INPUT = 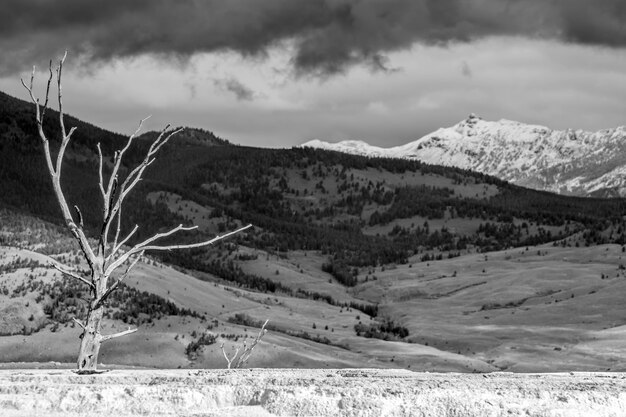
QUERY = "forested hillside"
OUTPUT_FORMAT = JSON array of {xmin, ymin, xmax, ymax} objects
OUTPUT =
[{"xmin": 2, "ymin": 90, "xmax": 626, "ymax": 293}]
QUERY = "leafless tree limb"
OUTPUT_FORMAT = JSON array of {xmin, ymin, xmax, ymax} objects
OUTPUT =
[
  {"xmin": 221, "ymin": 343, "xmax": 240, "ymax": 370},
  {"xmin": 96, "ymin": 251, "xmax": 143, "ymax": 309},
  {"xmin": 99, "ymin": 123, "xmax": 182, "ymax": 258},
  {"xmin": 101, "ymin": 116, "xmax": 149, "ymax": 218},
  {"xmin": 234, "ymin": 319, "xmax": 269, "ymax": 368},
  {"xmin": 137, "ymin": 223, "xmax": 253, "ymax": 252},
  {"xmin": 100, "ymin": 327, "xmax": 137, "ymax": 342},
  {"xmin": 106, "ymin": 224, "xmax": 252, "ymax": 276},
  {"xmin": 109, "ymin": 203, "xmax": 124, "ymax": 260},
  {"xmin": 21, "ymin": 52, "xmax": 97, "ymax": 274},
  {"xmin": 50, "ymin": 261, "xmax": 95, "ymax": 290},
  {"xmin": 72, "ymin": 317, "xmax": 86, "ymax": 330},
  {"xmin": 107, "ymin": 224, "xmax": 138, "ymax": 262},
  {"xmin": 74, "ymin": 205, "xmax": 83, "ymax": 228},
  {"xmin": 56, "ymin": 51, "xmax": 68, "ymax": 138},
  {"xmin": 97, "ymin": 143, "xmax": 106, "ymax": 200},
  {"xmin": 221, "ymin": 319, "xmax": 268, "ymax": 369}
]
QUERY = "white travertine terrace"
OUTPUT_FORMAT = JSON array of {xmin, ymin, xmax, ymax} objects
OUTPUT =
[{"xmin": 1, "ymin": 369, "xmax": 625, "ymax": 416}]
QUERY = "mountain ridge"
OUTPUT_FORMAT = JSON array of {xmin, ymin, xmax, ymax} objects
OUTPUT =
[{"xmin": 301, "ymin": 114, "xmax": 626, "ymax": 197}]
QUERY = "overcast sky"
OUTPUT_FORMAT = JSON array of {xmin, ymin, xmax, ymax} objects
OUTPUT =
[{"xmin": 1, "ymin": 0, "xmax": 625, "ymax": 148}]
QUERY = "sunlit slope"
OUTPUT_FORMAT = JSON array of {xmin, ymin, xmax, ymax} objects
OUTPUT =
[
  {"xmin": 0, "ymin": 244, "xmax": 493, "ymax": 371},
  {"xmin": 359, "ymin": 244, "xmax": 626, "ymax": 371}
]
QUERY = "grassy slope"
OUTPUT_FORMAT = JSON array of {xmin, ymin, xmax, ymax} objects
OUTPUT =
[
  {"xmin": 0, "ymin": 245, "xmax": 490, "ymax": 371},
  {"xmin": 3, "ymin": 240, "xmax": 626, "ymax": 371},
  {"xmin": 2, "ymin": 205, "xmax": 626, "ymax": 372},
  {"xmin": 363, "ymin": 244, "xmax": 626, "ymax": 371}
]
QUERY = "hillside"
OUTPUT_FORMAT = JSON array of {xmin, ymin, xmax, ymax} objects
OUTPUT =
[
  {"xmin": 302, "ymin": 114, "xmax": 626, "ymax": 197},
  {"xmin": 2, "ymin": 89, "xmax": 626, "ymax": 371}
]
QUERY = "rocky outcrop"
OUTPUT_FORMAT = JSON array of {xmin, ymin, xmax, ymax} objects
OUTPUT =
[{"xmin": 1, "ymin": 369, "xmax": 625, "ymax": 416}]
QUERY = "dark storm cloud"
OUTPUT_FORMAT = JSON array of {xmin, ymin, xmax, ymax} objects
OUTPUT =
[
  {"xmin": 2, "ymin": 0, "xmax": 625, "ymax": 76},
  {"xmin": 558, "ymin": 0, "xmax": 626, "ymax": 46}
]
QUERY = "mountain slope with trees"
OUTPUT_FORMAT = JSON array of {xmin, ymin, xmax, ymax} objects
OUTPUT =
[{"xmin": 2, "ymin": 89, "xmax": 626, "ymax": 286}]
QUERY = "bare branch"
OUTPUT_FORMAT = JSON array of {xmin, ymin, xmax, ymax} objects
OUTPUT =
[
  {"xmin": 96, "ymin": 251, "xmax": 143, "ymax": 309},
  {"xmin": 234, "ymin": 319, "xmax": 269, "ymax": 368},
  {"xmin": 55, "ymin": 125, "xmax": 76, "ymax": 177},
  {"xmin": 136, "ymin": 223, "xmax": 252, "ymax": 252},
  {"xmin": 100, "ymin": 327, "xmax": 137, "ymax": 342},
  {"xmin": 221, "ymin": 320, "xmax": 268, "ymax": 369},
  {"xmin": 106, "ymin": 224, "xmax": 252, "ymax": 277},
  {"xmin": 151, "ymin": 126, "xmax": 181, "ymax": 155},
  {"xmin": 50, "ymin": 261, "xmax": 95, "ymax": 290},
  {"xmin": 105, "ymin": 116, "xmax": 150, "ymax": 200},
  {"xmin": 131, "ymin": 223, "xmax": 197, "ymax": 248},
  {"xmin": 57, "ymin": 50, "xmax": 68, "ymax": 138},
  {"xmin": 22, "ymin": 52, "xmax": 97, "ymax": 270},
  {"xmin": 72, "ymin": 317, "xmax": 85, "ymax": 330},
  {"xmin": 105, "ymin": 223, "xmax": 195, "ymax": 274},
  {"xmin": 124, "ymin": 126, "xmax": 181, "ymax": 191},
  {"xmin": 107, "ymin": 177, "xmax": 118, "ymax": 220},
  {"xmin": 115, "ymin": 127, "xmax": 183, "ymax": 207},
  {"xmin": 221, "ymin": 343, "xmax": 240, "ymax": 370},
  {"xmin": 97, "ymin": 143, "xmax": 105, "ymax": 200},
  {"xmin": 109, "ymin": 205, "xmax": 125, "ymax": 260},
  {"xmin": 74, "ymin": 205, "xmax": 83, "ymax": 228},
  {"xmin": 100, "ymin": 122, "xmax": 180, "ymax": 254},
  {"xmin": 108, "ymin": 224, "xmax": 139, "ymax": 262},
  {"xmin": 20, "ymin": 67, "xmax": 37, "ymax": 109},
  {"xmin": 24, "ymin": 66, "xmax": 34, "ymax": 93},
  {"xmin": 21, "ymin": 64, "xmax": 55, "ymax": 174},
  {"xmin": 100, "ymin": 176, "xmax": 119, "ymax": 252},
  {"xmin": 40, "ymin": 61, "xmax": 53, "ymax": 122}
]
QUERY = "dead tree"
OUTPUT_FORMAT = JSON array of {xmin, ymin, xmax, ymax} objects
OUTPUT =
[
  {"xmin": 22, "ymin": 52, "xmax": 251, "ymax": 373},
  {"xmin": 221, "ymin": 319, "xmax": 269, "ymax": 369}
]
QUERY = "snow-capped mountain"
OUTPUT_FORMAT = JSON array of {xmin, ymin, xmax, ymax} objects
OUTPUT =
[{"xmin": 301, "ymin": 114, "xmax": 626, "ymax": 197}]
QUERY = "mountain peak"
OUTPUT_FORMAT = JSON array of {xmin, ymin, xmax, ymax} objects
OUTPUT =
[
  {"xmin": 453, "ymin": 113, "xmax": 484, "ymax": 135},
  {"xmin": 302, "ymin": 117, "xmax": 626, "ymax": 197}
]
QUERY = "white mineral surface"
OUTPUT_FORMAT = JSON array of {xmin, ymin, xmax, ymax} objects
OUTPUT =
[{"xmin": 1, "ymin": 369, "xmax": 626, "ymax": 416}]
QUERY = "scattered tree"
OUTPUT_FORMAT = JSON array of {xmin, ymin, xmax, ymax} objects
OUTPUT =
[{"xmin": 21, "ymin": 52, "xmax": 251, "ymax": 373}]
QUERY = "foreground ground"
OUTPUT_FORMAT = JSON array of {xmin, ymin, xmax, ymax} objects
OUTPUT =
[{"xmin": 1, "ymin": 369, "xmax": 625, "ymax": 416}]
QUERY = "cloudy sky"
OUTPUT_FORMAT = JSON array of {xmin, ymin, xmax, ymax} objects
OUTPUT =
[{"xmin": 1, "ymin": 0, "xmax": 625, "ymax": 147}]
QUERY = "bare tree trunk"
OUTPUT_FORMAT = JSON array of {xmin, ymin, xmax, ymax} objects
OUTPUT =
[
  {"xmin": 76, "ymin": 304, "xmax": 104, "ymax": 372},
  {"xmin": 76, "ymin": 269, "xmax": 105, "ymax": 372}
]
